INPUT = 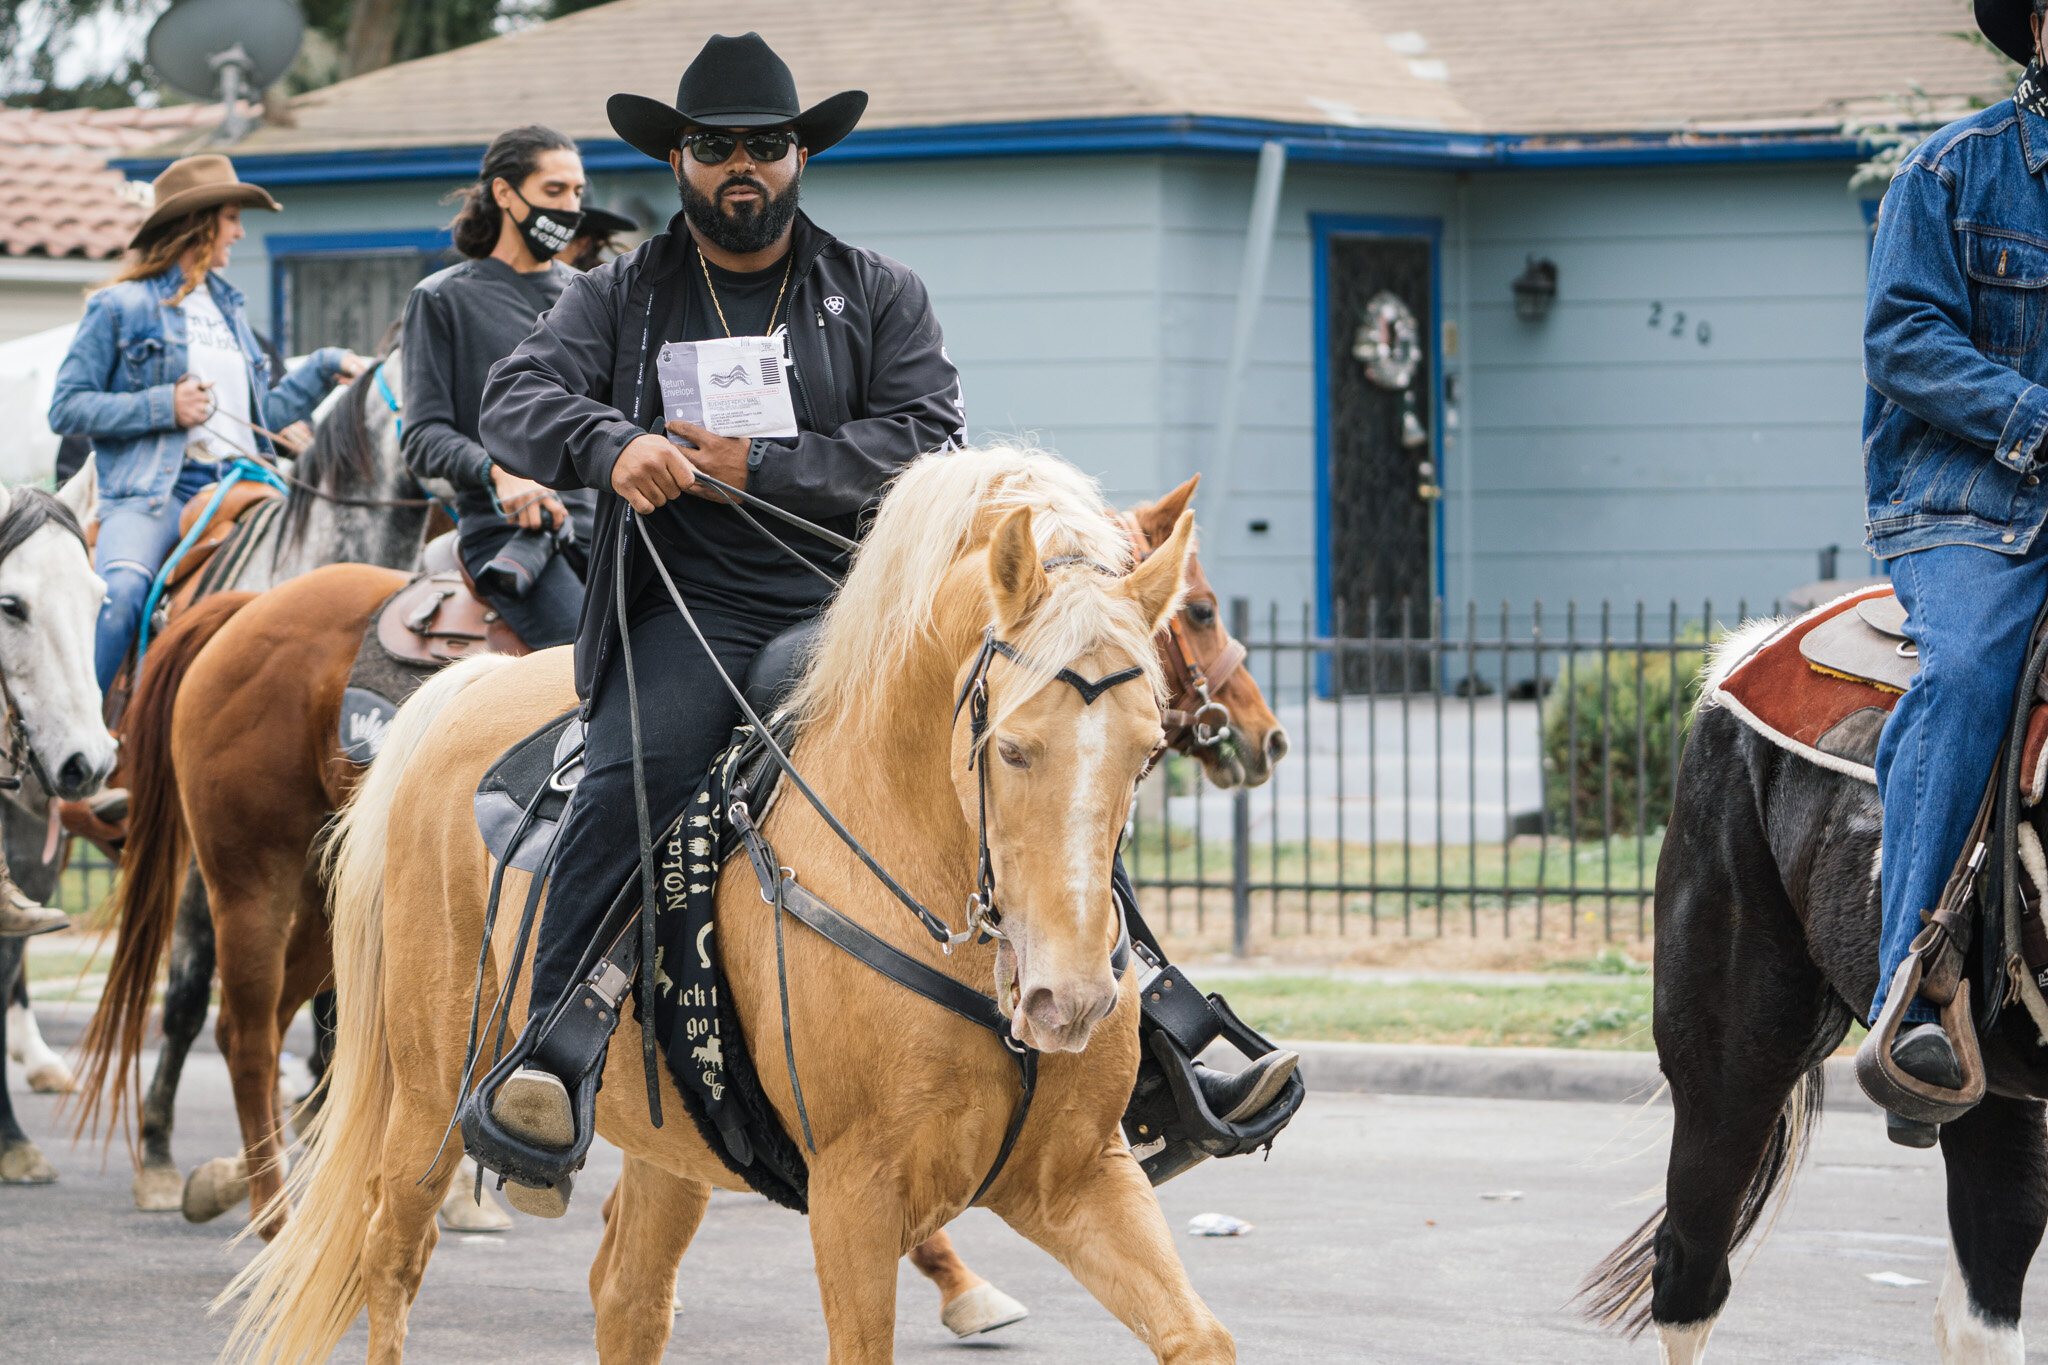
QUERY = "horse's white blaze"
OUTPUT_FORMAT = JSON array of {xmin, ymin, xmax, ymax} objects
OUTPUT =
[
  {"xmin": 1936, "ymin": 1247, "xmax": 2025, "ymax": 1364},
  {"xmin": 1063, "ymin": 701, "xmax": 1111, "ymax": 909},
  {"xmin": 0, "ymin": 521, "xmax": 113, "ymax": 797},
  {"xmin": 1656, "ymin": 1318, "xmax": 1714, "ymax": 1364}
]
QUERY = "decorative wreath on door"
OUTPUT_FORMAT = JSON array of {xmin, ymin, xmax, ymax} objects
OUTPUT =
[{"xmin": 1352, "ymin": 291, "xmax": 1420, "ymax": 391}]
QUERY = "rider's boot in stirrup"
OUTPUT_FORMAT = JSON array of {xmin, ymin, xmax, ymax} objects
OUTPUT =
[
  {"xmin": 1192, "ymin": 1051, "xmax": 1299, "ymax": 1123},
  {"xmin": 1884, "ymin": 1021, "xmax": 1962, "ymax": 1149},
  {"xmin": 0, "ymin": 865, "xmax": 66, "ymax": 937},
  {"xmin": 465, "ymin": 959, "xmax": 629, "ymax": 1218}
]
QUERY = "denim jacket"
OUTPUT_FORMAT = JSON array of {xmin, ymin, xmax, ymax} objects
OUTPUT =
[
  {"xmin": 47, "ymin": 267, "xmax": 344, "ymax": 512},
  {"xmin": 1864, "ymin": 97, "xmax": 2048, "ymax": 559}
]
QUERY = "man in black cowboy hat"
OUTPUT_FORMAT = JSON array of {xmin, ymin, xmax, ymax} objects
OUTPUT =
[
  {"xmin": 476, "ymin": 32, "xmax": 965, "ymax": 1215},
  {"xmin": 1857, "ymin": 0, "xmax": 2048, "ymax": 1144},
  {"xmin": 477, "ymin": 33, "xmax": 1295, "ymax": 1217}
]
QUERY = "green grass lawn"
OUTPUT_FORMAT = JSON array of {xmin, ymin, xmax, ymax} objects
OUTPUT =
[{"xmin": 1212, "ymin": 973, "xmax": 1657, "ymax": 1050}]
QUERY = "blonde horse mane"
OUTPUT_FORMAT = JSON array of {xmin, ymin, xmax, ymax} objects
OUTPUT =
[{"xmin": 788, "ymin": 445, "xmax": 1170, "ymax": 742}]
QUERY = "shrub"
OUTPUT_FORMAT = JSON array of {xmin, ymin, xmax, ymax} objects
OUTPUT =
[{"xmin": 1541, "ymin": 644, "xmax": 1708, "ymax": 840}]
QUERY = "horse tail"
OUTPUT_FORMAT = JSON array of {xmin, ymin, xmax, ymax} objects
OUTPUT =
[
  {"xmin": 220, "ymin": 652, "xmax": 514, "ymax": 1365},
  {"xmin": 1575, "ymin": 1066, "xmax": 1826, "ymax": 1336},
  {"xmin": 71, "ymin": 590, "xmax": 257, "ymax": 1146}
]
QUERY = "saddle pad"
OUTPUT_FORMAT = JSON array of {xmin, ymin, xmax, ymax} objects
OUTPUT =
[
  {"xmin": 473, "ymin": 708, "xmax": 583, "ymax": 872},
  {"xmin": 1715, "ymin": 586, "xmax": 2048, "ymax": 803},
  {"xmin": 165, "ymin": 481, "xmax": 282, "ymax": 593},
  {"xmin": 338, "ymin": 585, "xmax": 453, "ymax": 766}
]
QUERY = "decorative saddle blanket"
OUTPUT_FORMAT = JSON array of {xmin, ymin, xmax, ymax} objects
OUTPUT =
[
  {"xmin": 475, "ymin": 708, "xmax": 810, "ymax": 1210},
  {"xmin": 1710, "ymin": 585, "xmax": 2048, "ymax": 801}
]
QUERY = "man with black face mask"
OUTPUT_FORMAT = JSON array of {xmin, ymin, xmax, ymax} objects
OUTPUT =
[{"xmin": 475, "ymin": 32, "xmax": 966, "ymax": 1215}]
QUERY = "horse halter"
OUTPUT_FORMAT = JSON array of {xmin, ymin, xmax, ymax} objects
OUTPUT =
[
  {"xmin": 951, "ymin": 558, "xmax": 1149, "ymax": 944},
  {"xmin": 1121, "ymin": 513, "xmax": 1245, "ymax": 753}
]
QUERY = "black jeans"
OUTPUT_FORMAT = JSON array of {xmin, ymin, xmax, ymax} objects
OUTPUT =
[
  {"xmin": 527, "ymin": 605, "xmax": 789, "ymax": 1019},
  {"xmin": 459, "ymin": 519, "xmax": 586, "ymax": 651}
]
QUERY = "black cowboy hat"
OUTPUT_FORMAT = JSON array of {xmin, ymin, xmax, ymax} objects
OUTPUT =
[
  {"xmin": 1978, "ymin": 0, "xmax": 2038, "ymax": 68},
  {"xmin": 607, "ymin": 32, "xmax": 867, "ymax": 164},
  {"xmin": 572, "ymin": 206, "xmax": 640, "ymax": 240}
]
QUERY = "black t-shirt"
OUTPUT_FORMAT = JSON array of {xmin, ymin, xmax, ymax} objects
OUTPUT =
[{"xmin": 635, "ymin": 248, "xmax": 816, "ymax": 624}]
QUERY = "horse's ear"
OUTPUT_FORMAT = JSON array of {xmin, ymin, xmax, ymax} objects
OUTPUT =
[
  {"xmin": 1123, "ymin": 509, "xmax": 1193, "ymax": 632},
  {"xmin": 55, "ymin": 456, "xmax": 94, "ymax": 524},
  {"xmin": 1140, "ymin": 475, "xmax": 1200, "ymax": 542},
  {"xmin": 988, "ymin": 505, "xmax": 1047, "ymax": 630}
]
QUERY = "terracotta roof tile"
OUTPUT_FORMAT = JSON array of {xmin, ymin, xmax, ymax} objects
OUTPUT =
[
  {"xmin": 193, "ymin": 0, "xmax": 2012, "ymax": 159},
  {"xmin": 0, "ymin": 103, "xmax": 227, "ymax": 258}
]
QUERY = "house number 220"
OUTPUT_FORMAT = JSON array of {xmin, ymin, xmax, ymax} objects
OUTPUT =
[{"xmin": 1647, "ymin": 302, "xmax": 1711, "ymax": 345}]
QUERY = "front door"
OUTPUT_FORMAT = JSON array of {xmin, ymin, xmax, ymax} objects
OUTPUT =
[{"xmin": 1324, "ymin": 229, "xmax": 1437, "ymax": 693}]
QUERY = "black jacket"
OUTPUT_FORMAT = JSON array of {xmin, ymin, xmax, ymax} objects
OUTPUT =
[{"xmin": 481, "ymin": 211, "xmax": 965, "ymax": 700}]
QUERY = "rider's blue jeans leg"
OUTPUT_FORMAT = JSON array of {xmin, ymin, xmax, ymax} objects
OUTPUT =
[
  {"xmin": 89, "ymin": 461, "xmax": 224, "ymax": 693},
  {"xmin": 1872, "ymin": 537, "xmax": 2048, "ymax": 1026}
]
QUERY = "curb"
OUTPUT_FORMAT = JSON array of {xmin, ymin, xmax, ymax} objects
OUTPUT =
[{"xmin": 1231, "ymin": 1040, "xmax": 1876, "ymax": 1112}]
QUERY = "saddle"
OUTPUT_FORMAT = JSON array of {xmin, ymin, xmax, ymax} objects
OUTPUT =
[
  {"xmin": 1712, "ymin": 585, "xmax": 2048, "ymax": 800},
  {"xmin": 339, "ymin": 534, "xmax": 532, "ymax": 766}
]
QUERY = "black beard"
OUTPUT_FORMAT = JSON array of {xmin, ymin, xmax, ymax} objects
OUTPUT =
[{"xmin": 679, "ymin": 169, "xmax": 801, "ymax": 256}]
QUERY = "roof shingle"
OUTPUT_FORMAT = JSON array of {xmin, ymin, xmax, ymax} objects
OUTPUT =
[
  {"xmin": 0, "ymin": 104, "xmax": 227, "ymax": 258},
  {"xmin": 191, "ymin": 0, "xmax": 2014, "ymax": 160}
]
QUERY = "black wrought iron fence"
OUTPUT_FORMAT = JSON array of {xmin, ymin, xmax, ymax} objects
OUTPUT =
[{"xmin": 1124, "ymin": 596, "xmax": 1785, "ymax": 951}]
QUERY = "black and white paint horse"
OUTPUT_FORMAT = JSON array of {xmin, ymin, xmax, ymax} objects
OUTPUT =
[
  {"xmin": 0, "ymin": 479, "xmax": 118, "ymax": 1184},
  {"xmin": 1581, "ymin": 616, "xmax": 2048, "ymax": 1363}
]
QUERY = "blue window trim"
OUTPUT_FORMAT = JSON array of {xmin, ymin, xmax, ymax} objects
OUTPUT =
[
  {"xmin": 267, "ymin": 228, "xmax": 451, "ymax": 355},
  {"xmin": 114, "ymin": 115, "xmax": 1870, "ymax": 186},
  {"xmin": 1311, "ymin": 214, "xmax": 1446, "ymax": 656}
]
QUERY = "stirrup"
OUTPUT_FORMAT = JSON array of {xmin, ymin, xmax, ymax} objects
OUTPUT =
[{"xmin": 1855, "ymin": 940, "xmax": 1986, "ymax": 1126}]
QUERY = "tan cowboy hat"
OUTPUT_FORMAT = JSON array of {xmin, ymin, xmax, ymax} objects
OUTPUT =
[{"xmin": 128, "ymin": 154, "xmax": 282, "ymax": 250}]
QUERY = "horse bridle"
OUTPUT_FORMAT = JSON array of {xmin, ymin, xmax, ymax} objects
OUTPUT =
[
  {"xmin": 950, "ymin": 570, "xmax": 1148, "ymax": 944},
  {"xmin": 1121, "ymin": 513, "xmax": 1245, "ymax": 753}
]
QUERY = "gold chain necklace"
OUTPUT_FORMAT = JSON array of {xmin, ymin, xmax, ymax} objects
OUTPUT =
[{"xmin": 699, "ymin": 245, "xmax": 794, "ymax": 337}]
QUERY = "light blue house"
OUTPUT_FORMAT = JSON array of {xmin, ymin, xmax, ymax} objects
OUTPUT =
[{"xmin": 117, "ymin": 0, "xmax": 2011, "ymax": 647}]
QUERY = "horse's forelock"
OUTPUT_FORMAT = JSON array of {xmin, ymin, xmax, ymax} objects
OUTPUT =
[
  {"xmin": 790, "ymin": 446, "xmax": 1146, "ymax": 737},
  {"xmin": 0, "ymin": 486, "xmax": 86, "ymax": 566}
]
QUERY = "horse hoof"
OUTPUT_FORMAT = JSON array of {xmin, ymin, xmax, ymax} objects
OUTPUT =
[
  {"xmin": 25, "ymin": 1062, "xmax": 77, "ymax": 1094},
  {"xmin": 182, "ymin": 1155, "xmax": 250, "ymax": 1223},
  {"xmin": 941, "ymin": 1282, "xmax": 1029, "ymax": 1337},
  {"xmin": 133, "ymin": 1164, "xmax": 183, "ymax": 1211},
  {"xmin": 438, "ymin": 1166, "xmax": 513, "ymax": 1232},
  {"xmin": 0, "ymin": 1140, "xmax": 56, "ymax": 1184}
]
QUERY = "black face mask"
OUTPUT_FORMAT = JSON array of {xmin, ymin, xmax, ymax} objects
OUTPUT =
[
  {"xmin": 2020, "ymin": 60, "xmax": 2048, "ymax": 118},
  {"xmin": 677, "ymin": 167, "xmax": 801, "ymax": 256},
  {"xmin": 508, "ymin": 186, "xmax": 583, "ymax": 261}
]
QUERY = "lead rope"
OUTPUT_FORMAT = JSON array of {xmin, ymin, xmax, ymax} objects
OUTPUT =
[{"xmin": 615, "ymin": 512, "xmax": 664, "ymax": 1127}]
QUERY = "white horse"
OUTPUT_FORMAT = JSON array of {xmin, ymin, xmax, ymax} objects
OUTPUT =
[{"xmin": 0, "ymin": 471, "xmax": 117, "ymax": 1183}]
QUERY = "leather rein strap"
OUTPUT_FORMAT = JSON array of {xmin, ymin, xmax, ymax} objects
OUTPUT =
[{"xmin": 1121, "ymin": 513, "xmax": 1243, "ymax": 751}]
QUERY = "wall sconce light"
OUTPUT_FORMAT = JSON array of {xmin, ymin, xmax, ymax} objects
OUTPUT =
[{"xmin": 1512, "ymin": 255, "xmax": 1558, "ymax": 322}]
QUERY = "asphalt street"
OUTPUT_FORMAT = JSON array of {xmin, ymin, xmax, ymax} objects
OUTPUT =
[{"xmin": 0, "ymin": 1016, "xmax": 2021, "ymax": 1363}]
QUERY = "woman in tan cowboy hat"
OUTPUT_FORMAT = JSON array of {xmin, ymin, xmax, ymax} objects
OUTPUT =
[{"xmin": 47, "ymin": 153, "xmax": 369, "ymax": 696}]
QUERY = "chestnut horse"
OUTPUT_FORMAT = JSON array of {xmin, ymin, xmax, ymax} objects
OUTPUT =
[
  {"xmin": 224, "ymin": 447, "xmax": 1236, "ymax": 1364},
  {"xmin": 77, "ymin": 467, "xmax": 1282, "ymax": 1339}
]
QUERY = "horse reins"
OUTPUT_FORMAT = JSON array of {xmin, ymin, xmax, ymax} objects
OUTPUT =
[
  {"xmin": 191, "ymin": 363, "xmax": 437, "ymax": 511},
  {"xmin": 1122, "ymin": 512, "xmax": 1243, "ymax": 753}
]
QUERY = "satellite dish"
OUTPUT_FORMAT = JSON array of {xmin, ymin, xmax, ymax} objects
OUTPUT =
[{"xmin": 146, "ymin": 0, "xmax": 305, "ymax": 142}]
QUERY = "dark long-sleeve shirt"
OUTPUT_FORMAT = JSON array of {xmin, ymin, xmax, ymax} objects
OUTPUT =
[
  {"xmin": 480, "ymin": 211, "xmax": 966, "ymax": 699},
  {"xmin": 401, "ymin": 256, "xmax": 595, "ymax": 537}
]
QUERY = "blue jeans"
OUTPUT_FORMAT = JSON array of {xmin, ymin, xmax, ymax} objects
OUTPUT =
[
  {"xmin": 92, "ymin": 458, "xmax": 224, "ymax": 692},
  {"xmin": 1873, "ymin": 537, "xmax": 2048, "ymax": 1025}
]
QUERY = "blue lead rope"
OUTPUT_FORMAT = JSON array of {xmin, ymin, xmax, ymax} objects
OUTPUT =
[{"xmin": 132, "ymin": 455, "xmax": 288, "ymax": 667}]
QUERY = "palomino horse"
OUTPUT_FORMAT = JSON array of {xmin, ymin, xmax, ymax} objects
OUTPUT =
[
  {"xmin": 64, "ymin": 355, "xmax": 434, "ymax": 1209},
  {"xmin": 1580, "ymin": 618, "xmax": 2048, "ymax": 1361},
  {"xmin": 80, "ymin": 470, "xmax": 1283, "ymax": 1340},
  {"xmin": 224, "ymin": 447, "xmax": 1236, "ymax": 1364},
  {"xmin": 0, "ymin": 484, "xmax": 118, "ymax": 1186}
]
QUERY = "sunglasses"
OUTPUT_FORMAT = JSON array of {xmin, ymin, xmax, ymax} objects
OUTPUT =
[{"xmin": 682, "ymin": 129, "xmax": 797, "ymax": 165}]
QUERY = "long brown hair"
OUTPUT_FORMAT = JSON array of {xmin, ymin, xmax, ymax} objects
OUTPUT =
[
  {"xmin": 445, "ymin": 125, "xmax": 577, "ymax": 258},
  {"xmin": 101, "ymin": 208, "xmax": 221, "ymax": 304}
]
